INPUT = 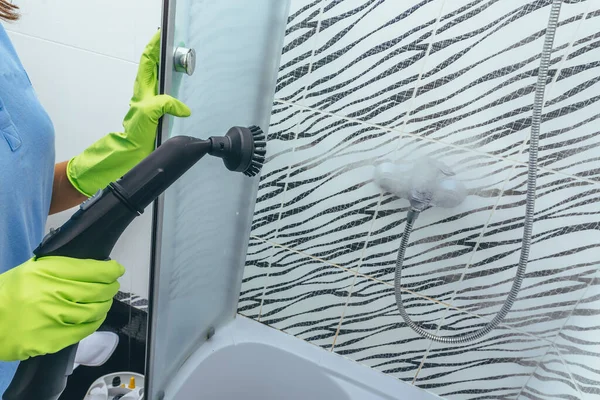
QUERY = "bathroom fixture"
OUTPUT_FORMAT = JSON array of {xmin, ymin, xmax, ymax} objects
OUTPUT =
[
  {"xmin": 160, "ymin": 315, "xmax": 438, "ymax": 400},
  {"xmin": 173, "ymin": 47, "xmax": 196, "ymax": 76},
  {"xmin": 374, "ymin": 158, "xmax": 467, "ymax": 211},
  {"xmin": 374, "ymin": 0, "xmax": 562, "ymax": 343},
  {"xmin": 3, "ymin": 126, "xmax": 266, "ymax": 400}
]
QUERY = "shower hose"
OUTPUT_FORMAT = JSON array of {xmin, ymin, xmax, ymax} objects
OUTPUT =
[{"xmin": 394, "ymin": 0, "xmax": 563, "ymax": 343}]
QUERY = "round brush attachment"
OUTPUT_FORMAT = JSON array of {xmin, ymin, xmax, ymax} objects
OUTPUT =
[
  {"xmin": 209, "ymin": 125, "xmax": 266, "ymax": 177},
  {"xmin": 244, "ymin": 125, "xmax": 266, "ymax": 177}
]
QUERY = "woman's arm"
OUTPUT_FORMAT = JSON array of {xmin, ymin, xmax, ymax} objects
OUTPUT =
[{"xmin": 49, "ymin": 161, "xmax": 87, "ymax": 215}]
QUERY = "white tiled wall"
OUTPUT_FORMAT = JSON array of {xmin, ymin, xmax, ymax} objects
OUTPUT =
[
  {"xmin": 4, "ymin": 0, "xmax": 163, "ymax": 298},
  {"xmin": 239, "ymin": 1, "xmax": 600, "ymax": 399}
]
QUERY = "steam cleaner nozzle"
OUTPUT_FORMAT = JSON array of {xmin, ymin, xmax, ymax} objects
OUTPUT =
[{"xmin": 3, "ymin": 124, "xmax": 266, "ymax": 400}]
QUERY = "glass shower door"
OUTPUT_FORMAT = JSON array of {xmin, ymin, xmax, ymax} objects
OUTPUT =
[{"xmin": 145, "ymin": 1, "xmax": 290, "ymax": 399}]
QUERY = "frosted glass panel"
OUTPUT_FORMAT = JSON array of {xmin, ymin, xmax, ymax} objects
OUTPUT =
[{"xmin": 146, "ymin": 1, "xmax": 290, "ymax": 397}]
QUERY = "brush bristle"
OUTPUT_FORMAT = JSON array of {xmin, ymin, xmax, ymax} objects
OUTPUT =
[{"xmin": 244, "ymin": 125, "xmax": 267, "ymax": 177}]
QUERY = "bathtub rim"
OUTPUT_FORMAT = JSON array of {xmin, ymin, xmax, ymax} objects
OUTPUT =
[{"xmin": 162, "ymin": 314, "xmax": 441, "ymax": 400}]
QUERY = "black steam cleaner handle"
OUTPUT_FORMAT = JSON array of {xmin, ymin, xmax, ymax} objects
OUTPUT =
[{"xmin": 3, "ymin": 126, "xmax": 265, "ymax": 400}]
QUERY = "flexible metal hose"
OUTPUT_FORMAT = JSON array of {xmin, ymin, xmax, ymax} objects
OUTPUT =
[{"xmin": 394, "ymin": 0, "xmax": 563, "ymax": 343}]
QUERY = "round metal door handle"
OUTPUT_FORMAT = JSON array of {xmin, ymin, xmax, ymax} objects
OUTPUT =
[{"xmin": 173, "ymin": 47, "xmax": 196, "ymax": 76}]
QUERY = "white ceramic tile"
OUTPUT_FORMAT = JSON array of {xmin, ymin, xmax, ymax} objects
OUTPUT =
[
  {"xmin": 555, "ymin": 275, "xmax": 600, "ymax": 399},
  {"xmin": 529, "ymin": 3, "xmax": 600, "ymax": 182},
  {"xmin": 238, "ymin": 238, "xmax": 274, "ymax": 319},
  {"xmin": 519, "ymin": 347, "xmax": 582, "ymax": 400},
  {"xmin": 415, "ymin": 315, "xmax": 550, "ymax": 400},
  {"xmin": 259, "ymin": 247, "xmax": 355, "ymax": 349},
  {"xmin": 451, "ymin": 166, "xmax": 600, "ymax": 339},
  {"xmin": 545, "ymin": 0, "xmax": 593, "ymax": 67},
  {"xmin": 274, "ymin": 0, "xmax": 323, "ymax": 101},
  {"xmin": 274, "ymin": 110, "xmax": 399, "ymax": 267},
  {"xmin": 332, "ymin": 276, "xmax": 442, "ymax": 382},
  {"xmin": 250, "ymin": 102, "xmax": 305, "ymax": 239},
  {"xmin": 241, "ymin": 2, "xmax": 600, "ymax": 398},
  {"xmin": 302, "ymin": 0, "xmax": 445, "ymax": 125},
  {"xmin": 405, "ymin": 1, "xmax": 564, "ymax": 158},
  {"xmin": 132, "ymin": 0, "xmax": 163, "ymax": 61},
  {"xmin": 359, "ymin": 136, "xmax": 515, "ymax": 304},
  {"xmin": 6, "ymin": 0, "xmax": 157, "ymax": 62},
  {"xmin": 8, "ymin": 32, "xmax": 138, "ymax": 161}
]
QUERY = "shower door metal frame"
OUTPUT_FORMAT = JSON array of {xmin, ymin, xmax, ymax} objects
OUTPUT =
[{"xmin": 145, "ymin": 0, "xmax": 176, "ymax": 398}]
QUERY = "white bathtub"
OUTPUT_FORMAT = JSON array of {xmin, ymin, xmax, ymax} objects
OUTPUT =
[{"xmin": 163, "ymin": 315, "xmax": 440, "ymax": 400}]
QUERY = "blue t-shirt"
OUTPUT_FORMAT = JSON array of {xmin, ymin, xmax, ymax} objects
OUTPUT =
[{"xmin": 0, "ymin": 24, "xmax": 55, "ymax": 393}]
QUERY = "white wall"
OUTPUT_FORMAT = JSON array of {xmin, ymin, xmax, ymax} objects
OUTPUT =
[{"xmin": 4, "ymin": 0, "xmax": 163, "ymax": 298}]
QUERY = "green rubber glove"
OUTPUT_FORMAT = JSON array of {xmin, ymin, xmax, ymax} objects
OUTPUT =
[
  {"xmin": 67, "ymin": 30, "xmax": 191, "ymax": 197},
  {"xmin": 0, "ymin": 257, "xmax": 124, "ymax": 361}
]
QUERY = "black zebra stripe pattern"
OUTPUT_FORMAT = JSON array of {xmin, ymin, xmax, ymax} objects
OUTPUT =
[
  {"xmin": 554, "ymin": 276, "xmax": 600, "ymax": 398},
  {"xmin": 239, "ymin": 0, "xmax": 600, "ymax": 399},
  {"xmin": 115, "ymin": 291, "xmax": 149, "ymax": 312},
  {"xmin": 520, "ymin": 348, "xmax": 581, "ymax": 399}
]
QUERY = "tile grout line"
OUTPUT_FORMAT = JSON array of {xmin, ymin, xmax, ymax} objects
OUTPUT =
[
  {"xmin": 513, "ymin": 343, "xmax": 554, "ymax": 400},
  {"xmin": 258, "ymin": 236, "xmax": 365, "ymax": 274},
  {"xmin": 274, "ymin": 102, "xmax": 598, "ymax": 349},
  {"xmin": 330, "ymin": 191, "xmax": 385, "ymax": 351},
  {"xmin": 380, "ymin": 5, "xmax": 451, "ymax": 371},
  {"xmin": 247, "ymin": 243, "xmax": 559, "ymax": 382},
  {"xmin": 264, "ymin": 0, "xmax": 326, "ymax": 252},
  {"xmin": 254, "ymin": 2, "xmax": 326, "ymax": 321},
  {"xmin": 329, "ymin": 271, "xmax": 360, "ymax": 352},
  {"xmin": 442, "ymin": 162, "xmax": 520, "ymax": 308},
  {"xmin": 352, "ymin": 191, "xmax": 384, "ymax": 277},
  {"xmin": 247, "ymin": 3, "xmax": 599, "ymax": 392},
  {"xmin": 253, "ymin": 234, "xmax": 454, "ymax": 305},
  {"xmin": 297, "ymin": 1, "xmax": 325, "ymax": 107},
  {"xmin": 388, "ymin": 0, "xmax": 447, "ymax": 141},
  {"xmin": 271, "ymin": 5, "xmax": 480, "ymax": 346},
  {"xmin": 543, "ymin": 268, "xmax": 599, "ymax": 344},
  {"xmin": 542, "ymin": 3, "xmax": 593, "ymax": 101},
  {"xmin": 554, "ymin": 343, "xmax": 586, "ymax": 399},
  {"xmin": 314, "ymin": 0, "xmax": 450, "ymax": 380},
  {"xmin": 256, "ymin": 0, "xmax": 595, "ymax": 341},
  {"xmin": 386, "ymin": 153, "xmax": 522, "ymax": 356},
  {"xmin": 266, "ymin": 2, "xmax": 599, "ymax": 373},
  {"xmin": 273, "ymin": 98, "xmax": 600, "ymax": 186},
  {"xmin": 254, "ymin": 108, "xmax": 304, "ymax": 321},
  {"xmin": 249, "ymin": 233, "xmax": 561, "ymax": 346},
  {"xmin": 250, "ymin": 235, "xmax": 457, "ymax": 311},
  {"xmin": 439, "ymin": 296, "xmax": 559, "ymax": 345},
  {"xmin": 275, "ymin": 2, "xmax": 597, "ymax": 190},
  {"xmin": 411, "ymin": 297, "xmax": 449, "ymax": 385},
  {"xmin": 411, "ymin": 329, "xmax": 441, "ymax": 386},
  {"xmin": 4, "ymin": 29, "xmax": 139, "ymax": 65},
  {"xmin": 255, "ymin": 245, "xmax": 277, "ymax": 322},
  {"xmin": 509, "ymin": 5, "xmax": 592, "ymax": 185}
]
